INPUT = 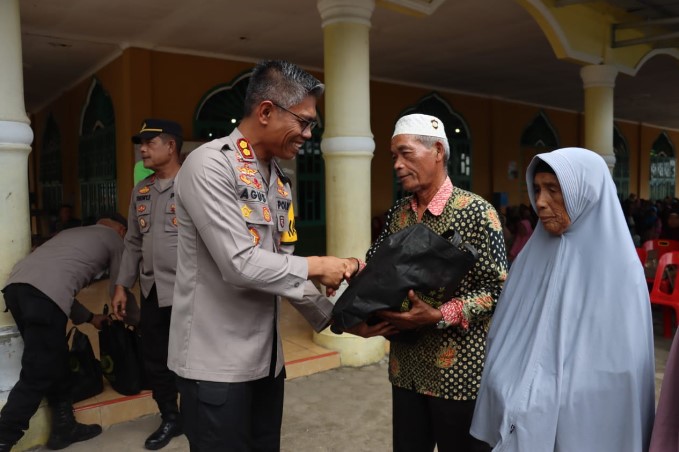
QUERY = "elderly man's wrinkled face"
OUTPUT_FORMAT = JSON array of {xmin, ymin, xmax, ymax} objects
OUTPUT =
[
  {"xmin": 533, "ymin": 172, "xmax": 571, "ymax": 236},
  {"xmin": 391, "ymin": 135, "xmax": 442, "ymax": 194}
]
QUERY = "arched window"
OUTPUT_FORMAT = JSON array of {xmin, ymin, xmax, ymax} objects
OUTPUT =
[
  {"xmin": 650, "ymin": 132, "xmax": 676, "ymax": 201},
  {"xmin": 79, "ymin": 78, "xmax": 117, "ymax": 222},
  {"xmin": 394, "ymin": 93, "xmax": 471, "ymax": 200},
  {"xmin": 40, "ymin": 114, "xmax": 62, "ymax": 214},
  {"xmin": 194, "ymin": 72, "xmax": 327, "ymax": 255},
  {"xmin": 193, "ymin": 71, "xmax": 250, "ymax": 140},
  {"xmin": 520, "ymin": 111, "xmax": 559, "ymax": 196},
  {"xmin": 613, "ymin": 126, "xmax": 630, "ymax": 201}
]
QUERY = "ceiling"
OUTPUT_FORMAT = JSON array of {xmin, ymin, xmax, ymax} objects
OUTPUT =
[{"xmin": 18, "ymin": 0, "xmax": 679, "ymax": 130}]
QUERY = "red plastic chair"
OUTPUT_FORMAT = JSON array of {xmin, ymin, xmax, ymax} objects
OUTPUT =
[
  {"xmin": 649, "ymin": 251, "xmax": 679, "ymax": 338},
  {"xmin": 642, "ymin": 240, "xmax": 679, "ymax": 283},
  {"xmin": 636, "ymin": 247, "xmax": 647, "ymax": 265}
]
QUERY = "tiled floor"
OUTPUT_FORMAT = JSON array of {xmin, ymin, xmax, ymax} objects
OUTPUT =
[{"xmin": 71, "ymin": 279, "xmax": 340, "ymax": 428}]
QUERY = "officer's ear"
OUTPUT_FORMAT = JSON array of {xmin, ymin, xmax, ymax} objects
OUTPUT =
[{"xmin": 258, "ymin": 101, "xmax": 275, "ymax": 126}]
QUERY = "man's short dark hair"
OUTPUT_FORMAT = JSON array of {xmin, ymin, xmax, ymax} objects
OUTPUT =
[{"xmin": 243, "ymin": 60, "xmax": 324, "ymax": 116}]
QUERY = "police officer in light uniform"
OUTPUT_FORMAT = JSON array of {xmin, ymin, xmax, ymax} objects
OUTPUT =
[
  {"xmin": 112, "ymin": 119, "xmax": 184, "ymax": 450},
  {"xmin": 0, "ymin": 215, "xmax": 128, "ymax": 452},
  {"xmin": 168, "ymin": 60, "xmax": 360, "ymax": 451}
]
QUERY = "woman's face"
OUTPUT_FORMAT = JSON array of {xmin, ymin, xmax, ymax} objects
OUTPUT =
[{"xmin": 533, "ymin": 172, "xmax": 571, "ymax": 236}]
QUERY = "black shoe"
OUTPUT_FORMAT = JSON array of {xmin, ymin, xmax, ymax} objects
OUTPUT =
[
  {"xmin": 144, "ymin": 418, "xmax": 183, "ymax": 450},
  {"xmin": 46, "ymin": 400, "xmax": 102, "ymax": 450},
  {"xmin": 46, "ymin": 421, "xmax": 102, "ymax": 450}
]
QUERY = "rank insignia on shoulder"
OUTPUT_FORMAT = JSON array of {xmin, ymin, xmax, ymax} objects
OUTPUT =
[
  {"xmin": 241, "ymin": 205, "xmax": 253, "ymax": 218},
  {"xmin": 237, "ymin": 138, "xmax": 255, "ymax": 161},
  {"xmin": 263, "ymin": 206, "xmax": 272, "ymax": 222},
  {"xmin": 138, "ymin": 185, "xmax": 151, "ymax": 194},
  {"xmin": 249, "ymin": 227, "xmax": 261, "ymax": 246}
]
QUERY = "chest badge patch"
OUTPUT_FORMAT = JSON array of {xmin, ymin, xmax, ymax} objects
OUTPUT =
[
  {"xmin": 263, "ymin": 206, "xmax": 272, "ymax": 222},
  {"xmin": 239, "ymin": 174, "xmax": 253, "ymax": 185},
  {"xmin": 138, "ymin": 185, "xmax": 150, "ymax": 194},
  {"xmin": 241, "ymin": 205, "xmax": 253, "ymax": 218},
  {"xmin": 139, "ymin": 217, "xmax": 147, "ymax": 228},
  {"xmin": 172, "ymin": 217, "xmax": 178, "ymax": 227},
  {"xmin": 237, "ymin": 164, "xmax": 257, "ymax": 176},
  {"xmin": 237, "ymin": 138, "xmax": 255, "ymax": 161},
  {"xmin": 249, "ymin": 227, "xmax": 260, "ymax": 246},
  {"xmin": 277, "ymin": 178, "xmax": 289, "ymax": 197},
  {"xmin": 137, "ymin": 205, "xmax": 146, "ymax": 213}
]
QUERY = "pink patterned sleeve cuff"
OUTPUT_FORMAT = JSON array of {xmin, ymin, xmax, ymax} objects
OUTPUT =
[{"xmin": 439, "ymin": 299, "xmax": 469, "ymax": 330}]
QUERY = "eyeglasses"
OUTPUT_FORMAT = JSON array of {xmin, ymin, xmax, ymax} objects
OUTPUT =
[{"xmin": 271, "ymin": 101, "xmax": 317, "ymax": 132}]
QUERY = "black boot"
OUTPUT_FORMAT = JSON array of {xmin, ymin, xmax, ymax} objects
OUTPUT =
[
  {"xmin": 144, "ymin": 411, "xmax": 182, "ymax": 450},
  {"xmin": 46, "ymin": 401, "xmax": 102, "ymax": 450}
]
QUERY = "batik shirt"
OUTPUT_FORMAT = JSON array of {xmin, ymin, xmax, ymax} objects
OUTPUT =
[{"xmin": 367, "ymin": 177, "xmax": 507, "ymax": 400}]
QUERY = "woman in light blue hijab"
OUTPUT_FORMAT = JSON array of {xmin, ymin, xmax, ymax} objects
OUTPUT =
[{"xmin": 471, "ymin": 148, "xmax": 655, "ymax": 451}]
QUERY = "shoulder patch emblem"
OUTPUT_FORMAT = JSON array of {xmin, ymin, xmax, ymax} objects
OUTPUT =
[{"xmin": 237, "ymin": 138, "xmax": 255, "ymax": 161}]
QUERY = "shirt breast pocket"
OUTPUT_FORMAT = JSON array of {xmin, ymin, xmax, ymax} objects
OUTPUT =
[
  {"xmin": 164, "ymin": 198, "xmax": 178, "ymax": 233},
  {"xmin": 136, "ymin": 201, "xmax": 151, "ymax": 233},
  {"xmin": 240, "ymin": 202, "xmax": 273, "ymax": 246}
]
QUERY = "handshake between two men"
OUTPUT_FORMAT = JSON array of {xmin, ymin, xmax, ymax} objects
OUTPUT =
[{"xmin": 306, "ymin": 256, "xmax": 360, "ymax": 295}]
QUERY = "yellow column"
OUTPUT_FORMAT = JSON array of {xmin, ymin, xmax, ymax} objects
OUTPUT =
[
  {"xmin": 580, "ymin": 64, "xmax": 618, "ymax": 171},
  {"xmin": 0, "ymin": 1, "xmax": 49, "ymax": 450},
  {"xmin": 314, "ymin": 0, "xmax": 386, "ymax": 366}
]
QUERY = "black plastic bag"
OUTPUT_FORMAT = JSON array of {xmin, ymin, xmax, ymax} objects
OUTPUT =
[
  {"xmin": 331, "ymin": 223, "xmax": 478, "ymax": 334},
  {"xmin": 99, "ymin": 309, "xmax": 143, "ymax": 396},
  {"xmin": 67, "ymin": 326, "xmax": 104, "ymax": 403}
]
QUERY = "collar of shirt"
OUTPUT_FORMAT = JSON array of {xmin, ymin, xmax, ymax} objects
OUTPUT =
[{"xmin": 408, "ymin": 177, "xmax": 453, "ymax": 216}]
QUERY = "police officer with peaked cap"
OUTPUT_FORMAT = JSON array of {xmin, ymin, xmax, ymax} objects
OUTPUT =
[{"xmin": 112, "ymin": 118, "xmax": 184, "ymax": 450}]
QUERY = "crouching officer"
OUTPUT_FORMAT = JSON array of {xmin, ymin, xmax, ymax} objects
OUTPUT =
[
  {"xmin": 112, "ymin": 119, "xmax": 183, "ymax": 450},
  {"xmin": 0, "ymin": 214, "xmax": 129, "ymax": 451}
]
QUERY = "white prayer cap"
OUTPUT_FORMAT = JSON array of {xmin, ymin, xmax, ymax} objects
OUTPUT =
[{"xmin": 392, "ymin": 114, "xmax": 446, "ymax": 139}]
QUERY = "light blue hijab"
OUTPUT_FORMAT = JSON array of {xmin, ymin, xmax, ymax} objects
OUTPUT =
[{"xmin": 471, "ymin": 148, "xmax": 655, "ymax": 451}]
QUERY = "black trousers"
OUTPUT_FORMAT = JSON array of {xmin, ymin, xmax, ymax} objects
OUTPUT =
[
  {"xmin": 176, "ymin": 372, "xmax": 285, "ymax": 452},
  {"xmin": 0, "ymin": 284, "xmax": 70, "ymax": 444},
  {"xmin": 392, "ymin": 385, "xmax": 491, "ymax": 452},
  {"xmin": 140, "ymin": 285, "xmax": 178, "ymax": 415}
]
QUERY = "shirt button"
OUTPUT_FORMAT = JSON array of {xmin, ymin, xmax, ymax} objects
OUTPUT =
[{"xmin": 294, "ymin": 282, "xmax": 300, "ymax": 287}]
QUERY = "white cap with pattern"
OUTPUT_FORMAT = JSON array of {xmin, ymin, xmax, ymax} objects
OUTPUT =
[{"xmin": 392, "ymin": 114, "xmax": 446, "ymax": 139}]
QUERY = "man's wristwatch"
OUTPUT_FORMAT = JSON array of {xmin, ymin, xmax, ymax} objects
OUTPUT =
[{"xmin": 435, "ymin": 319, "xmax": 447, "ymax": 330}]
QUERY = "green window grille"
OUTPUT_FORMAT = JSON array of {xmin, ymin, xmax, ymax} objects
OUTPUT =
[
  {"xmin": 79, "ymin": 79, "xmax": 117, "ymax": 222},
  {"xmin": 194, "ymin": 71, "xmax": 326, "ymax": 255},
  {"xmin": 393, "ymin": 93, "xmax": 472, "ymax": 201},
  {"xmin": 40, "ymin": 114, "xmax": 63, "ymax": 214},
  {"xmin": 520, "ymin": 111, "xmax": 559, "ymax": 196},
  {"xmin": 650, "ymin": 132, "xmax": 676, "ymax": 201},
  {"xmin": 613, "ymin": 126, "xmax": 630, "ymax": 201}
]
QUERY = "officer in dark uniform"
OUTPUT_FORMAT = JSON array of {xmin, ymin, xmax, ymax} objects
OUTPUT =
[{"xmin": 112, "ymin": 119, "xmax": 183, "ymax": 450}]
